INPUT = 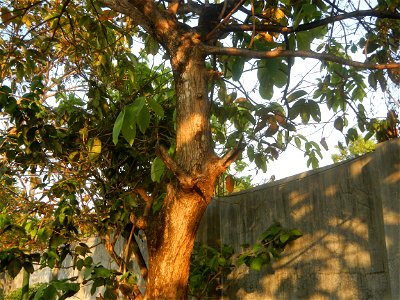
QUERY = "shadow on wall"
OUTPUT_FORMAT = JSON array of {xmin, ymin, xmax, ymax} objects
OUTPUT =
[{"xmin": 198, "ymin": 139, "xmax": 400, "ymax": 299}]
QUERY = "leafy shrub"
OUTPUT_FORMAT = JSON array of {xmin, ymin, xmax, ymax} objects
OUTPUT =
[
  {"xmin": 5, "ymin": 283, "xmax": 46, "ymax": 300},
  {"xmin": 189, "ymin": 243, "xmax": 234, "ymax": 299},
  {"xmin": 189, "ymin": 222, "xmax": 302, "ymax": 299}
]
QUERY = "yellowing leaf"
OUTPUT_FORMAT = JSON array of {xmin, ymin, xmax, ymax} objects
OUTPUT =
[
  {"xmin": 98, "ymin": 9, "xmax": 117, "ymax": 21},
  {"xmin": 258, "ymin": 32, "xmax": 274, "ymax": 43},
  {"xmin": 98, "ymin": 54, "xmax": 107, "ymax": 67},
  {"xmin": 225, "ymin": 175, "xmax": 234, "ymax": 194},
  {"xmin": 21, "ymin": 14, "xmax": 31, "ymax": 28},
  {"xmin": 88, "ymin": 137, "xmax": 102, "ymax": 161},
  {"xmin": 274, "ymin": 8, "xmax": 285, "ymax": 20},
  {"xmin": 262, "ymin": 8, "xmax": 285, "ymax": 21},
  {"xmin": 1, "ymin": 7, "xmax": 13, "ymax": 25}
]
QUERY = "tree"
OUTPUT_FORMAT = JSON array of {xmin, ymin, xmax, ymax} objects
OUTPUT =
[
  {"xmin": 0, "ymin": 0, "xmax": 399, "ymax": 298},
  {"xmin": 331, "ymin": 135, "xmax": 376, "ymax": 162}
]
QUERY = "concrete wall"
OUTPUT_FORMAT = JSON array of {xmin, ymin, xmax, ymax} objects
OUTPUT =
[{"xmin": 198, "ymin": 139, "xmax": 400, "ymax": 299}]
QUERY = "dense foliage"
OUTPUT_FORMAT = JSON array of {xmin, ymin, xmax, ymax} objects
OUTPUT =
[
  {"xmin": 331, "ymin": 135, "xmax": 376, "ymax": 162},
  {"xmin": 0, "ymin": 0, "xmax": 399, "ymax": 298}
]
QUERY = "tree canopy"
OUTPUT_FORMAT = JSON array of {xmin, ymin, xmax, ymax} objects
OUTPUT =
[{"xmin": 0, "ymin": 0, "xmax": 399, "ymax": 298}]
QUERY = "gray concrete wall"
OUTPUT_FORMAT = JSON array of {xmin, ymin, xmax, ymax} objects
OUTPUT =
[{"xmin": 198, "ymin": 139, "xmax": 400, "ymax": 299}]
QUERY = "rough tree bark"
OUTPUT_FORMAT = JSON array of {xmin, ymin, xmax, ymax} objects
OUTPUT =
[
  {"xmin": 101, "ymin": 1, "xmax": 243, "ymax": 298},
  {"xmin": 145, "ymin": 41, "xmax": 228, "ymax": 299}
]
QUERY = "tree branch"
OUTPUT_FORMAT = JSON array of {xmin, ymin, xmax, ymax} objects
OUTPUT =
[
  {"xmin": 219, "ymin": 137, "xmax": 246, "ymax": 169},
  {"xmin": 167, "ymin": 0, "xmax": 180, "ymax": 14},
  {"xmin": 203, "ymin": 45, "xmax": 400, "ymax": 70},
  {"xmin": 100, "ymin": 0, "xmax": 179, "ymax": 47},
  {"xmin": 156, "ymin": 145, "xmax": 196, "ymax": 189},
  {"xmin": 222, "ymin": 9, "xmax": 400, "ymax": 34},
  {"xmin": 125, "ymin": 214, "xmax": 148, "ymax": 280},
  {"xmin": 100, "ymin": 0, "xmax": 153, "ymax": 33},
  {"xmin": 205, "ymin": 0, "xmax": 246, "ymax": 41}
]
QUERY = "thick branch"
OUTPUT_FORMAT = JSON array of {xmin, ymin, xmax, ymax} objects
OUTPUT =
[
  {"xmin": 134, "ymin": 187, "xmax": 157, "ymax": 229},
  {"xmin": 223, "ymin": 9, "xmax": 400, "ymax": 34},
  {"xmin": 156, "ymin": 145, "xmax": 196, "ymax": 189},
  {"xmin": 124, "ymin": 214, "xmax": 148, "ymax": 281},
  {"xmin": 167, "ymin": 0, "xmax": 180, "ymax": 14},
  {"xmin": 100, "ymin": 0, "xmax": 179, "ymax": 47},
  {"xmin": 100, "ymin": 0, "xmax": 154, "ymax": 34},
  {"xmin": 203, "ymin": 45, "xmax": 400, "ymax": 70},
  {"xmin": 103, "ymin": 233, "xmax": 124, "ymax": 269},
  {"xmin": 219, "ymin": 137, "xmax": 246, "ymax": 169}
]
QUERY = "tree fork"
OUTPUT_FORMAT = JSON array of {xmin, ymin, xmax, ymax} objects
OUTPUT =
[{"xmin": 144, "ymin": 41, "xmax": 241, "ymax": 297}]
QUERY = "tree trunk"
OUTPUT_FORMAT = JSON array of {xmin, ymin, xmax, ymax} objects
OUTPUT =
[
  {"xmin": 144, "ymin": 48, "xmax": 221, "ymax": 299},
  {"xmin": 145, "ymin": 187, "xmax": 210, "ymax": 299}
]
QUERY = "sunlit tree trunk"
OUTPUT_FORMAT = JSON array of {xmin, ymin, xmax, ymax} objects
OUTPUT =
[{"xmin": 144, "ymin": 48, "xmax": 221, "ymax": 299}]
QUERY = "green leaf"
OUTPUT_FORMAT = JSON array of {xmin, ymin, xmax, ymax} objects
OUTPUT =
[
  {"xmin": 57, "ymin": 282, "xmax": 80, "ymax": 300},
  {"xmin": 294, "ymin": 136, "xmax": 301, "ymax": 148},
  {"xmin": 7, "ymin": 258, "xmax": 22, "ymax": 278},
  {"xmin": 307, "ymin": 156, "xmax": 319, "ymax": 169},
  {"xmin": 84, "ymin": 256, "xmax": 93, "ymax": 267},
  {"xmin": 151, "ymin": 157, "xmax": 165, "ymax": 182},
  {"xmin": 113, "ymin": 110, "xmax": 125, "ymax": 145},
  {"xmin": 137, "ymin": 105, "xmax": 150, "ymax": 134},
  {"xmin": 47, "ymin": 257, "xmax": 55, "ymax": 268},
  {"xmin": 0, "ymin": 214, "xmax": 11, "ymax": 230},
  {"xmin": 300, "ymin": 108, "xmax": 310, "ymax": 124},
  {"xmin": 296, "ymin": 31, "xmax": 311, "ymax": 51},
  {"xmin": 334, "ymin": 117, "xmax": 344, "ymax": 132},
  {"xmin": 104, "ymin": 288, "xmax": 118, "ymax": 300},
  {"xmin": 38, "ymin": 227, "xmax": 51, "ymax": 241},
  {"xmin": 33, "ymin": 283, "xmax": 47, "ymax": 300},
  {"xmin": 120, "ymin": 271, "xmax": 131, "ymax": 282},
  {"xmin": 5, "ymin": 97, "xmax": 17, "ymax": 114},
  {"xmin": 84, "ymin": 266, "xmax": 93, "ymax": 280},
  {"xmin": 23, "ymin": 261, "xmax": 35, "ymax": 274},
  {"xmin": 232, "ymin": 57, "xmax": 245, "ymax": 81},
  {"xmin": 273, "ymin": 67, "xmax": 288, "ymax": 88},
  {"xmin": 76, "ymin": 259, "xmax": 84, "ymax": 271},
  {"xmin": 279, "ymin": 233, "xmax": 290, "ymax": 243},
  {"xmin": 122, "ymin": 106, "xmax": 138, "ymax": 146},
  {"xmin": 258, "ymin": 60, "xmax": 282, "ymax": 100},
  {"xmin": 308, "ymin": 100, "xmax": 321, "ymax": 122},
  {"xmin": 90, "ymin": 278, "xmax": 104, "ymax": 295},
  {"xmin": 249, "ymin": 257, "xmax": 264, "ymax": 271},
  {"xmin": 289, "ymin": 229, "xmax": 303, "ymax": 237},
  {"xmin": 260, "ymin": 223, "xmax": 282, "ymax": 240},
  {"xmin": 346, "ymin": 128, "xmax": 358, "ymax": 141},
  {"xmin": 320, "ymin": 137, "xmax": 328, "ymax": 151},
  {"xmin": 94, "ymin": 266, "xmax": 111, "ymax": 278},
  {"xmin": 247, "ymin": 145, "xmax": 254, "ymax": 162},
  {"xmin": 368, "ymin": 72, "xmax": 378, "ymax": 90},
  {"xmin": 148, "ymin": 98, "xmax": 164, "ymax": 118},
  {"xmin": 75, "ymin": 243, "xmax": 91, "ymax": 256},
  {"xmin": 289, "ymin": 99, "xmax": 305, "ymax": 120},
  {"xmin": 254, "ymin": 153, "xmax": 267, "ymax": 172},
  {"xmin": 287, "ymin": 90, "xmax": 308, "ymax": 103}
]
